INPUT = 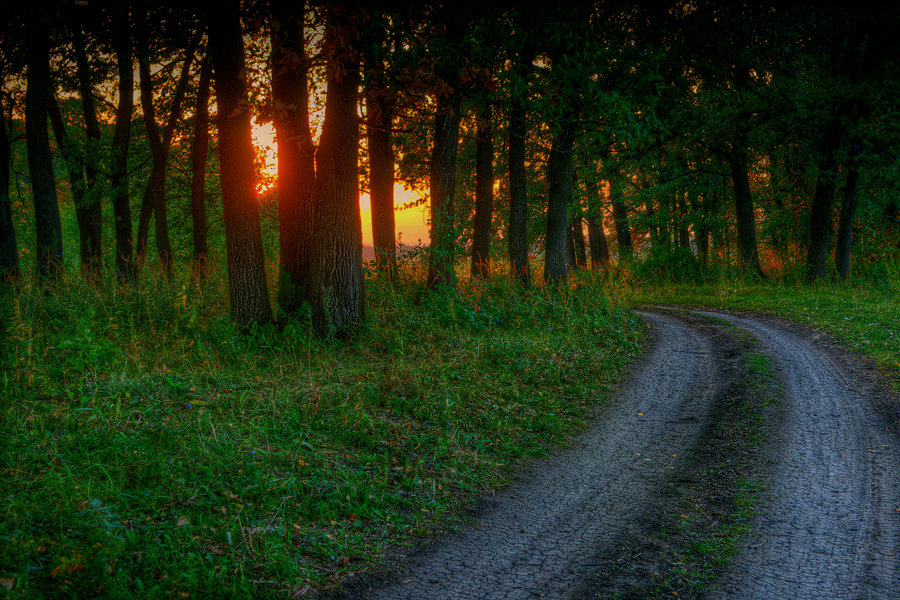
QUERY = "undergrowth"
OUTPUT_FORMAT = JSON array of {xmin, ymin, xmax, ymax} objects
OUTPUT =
[{"xmin": 0, "ymin": 261, "xmax": 642, "ymax": 598}]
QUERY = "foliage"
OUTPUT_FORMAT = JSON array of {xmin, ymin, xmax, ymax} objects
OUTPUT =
[{"xmin": 0, "ymin": 261, "xmax": 642, "ymax": 597}]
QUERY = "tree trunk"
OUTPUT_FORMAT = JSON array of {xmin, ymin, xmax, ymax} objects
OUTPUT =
[
  {"xmin": 805, "ymin": 122, "xmax": 841, "ymax": 282},
  {"xmin": 191, "ymin": 58, "xmax": 211, "ymax": 279},
  {"xmin": 208, "ymin": 0, "xmax": 273, "ymax": 327},
  {"xmin": 573, "ymin": 215, "xmax": 587, "ymax": 267},
  {"xmin": 544, "ymin": 124, "xmax": 575, "ymax": 285},
  {"xmin": 271, "ymin": 0, "xmax": 316, "ymax": 311},
  {"xmin": 834, "ymin": 165, "xmax": 859, "ymax": 280},
  {"xmin": 471, "ymin": 103, "xmax": 493, "ymax": 279},
  {"xmin": 111, "ymin": 13, "xmax": 135, "ymax": 284},
  {"xmin": 610, "ymin": 179, "xmax": 632, "ymax": 261},
  {"xmin": 72, "ymin": 26, "xmax": 103, "ymax": 281},
  {"xmin": 0, "ymin": 85, "xmax": 20, "ymax": 283},
  {"xmin": 365, "ymin": 74, "xmax": 396, "ymax": 275},
  {"xmin": 426, "ymin": 91, "xmax": 461, "ymax": 290},
  {"xmin": 507, "ymin": 45, "xmax": 534, "ymax": 287},
  {"xmin": 48, "ymin": 97, "xmax": 101, "ymax": 280},
  {"xmin": 25, "ymin": 8, "xmax": 63, "ymax": 281},
  {"xmin": 678, "ymin": 192, "xmax": 690, "ymax": 250},
  {"xmin": 727, "ymin": 145, "xmax": 765, "ymax": 277},
  {"xmin": 308, "ymin": 7, "xmax": 365, "ymax": 338},
  {"xmin": 135, "ymin": 34, "xmax": 196, "ymax": 279},
  {"xmin": 585, "ymin": 176, "xmax": 608, "ymax": 269}
]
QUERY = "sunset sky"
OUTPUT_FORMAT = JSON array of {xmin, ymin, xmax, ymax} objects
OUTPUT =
[{"xmin": 252, "ymin": 123, "xmax": 432, "ymax": 247}]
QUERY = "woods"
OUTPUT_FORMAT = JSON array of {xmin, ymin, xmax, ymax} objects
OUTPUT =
[{"xmin": 1, "ymin": 1, "xmax": 899, "ymax": 316}]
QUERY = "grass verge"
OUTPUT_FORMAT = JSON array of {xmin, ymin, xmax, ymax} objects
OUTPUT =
[{"xmin": 0, "ymin": 266, "xmax": 642, "ymax": 599}]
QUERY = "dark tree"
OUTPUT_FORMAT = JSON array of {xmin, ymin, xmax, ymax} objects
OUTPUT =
[
  {"xmin": 208, "ymin": 0, "xmax": 273, "ymax": 326},
  {"xmin": 834, "ymin": 164, "xmax": 859, "ymax": 280},
  {"xmin": 190, "ymin": 58, "xmax": 211, "ymax": 279},
  {"xmin": 427, "ymin": 92, "xmax": 462, "ymax": 289},
  {"xmin": 544, "ymin": 123, "xmax": 576, "ymax": 284},
  {"xmin": 135, "ymin": 28, "xmax": 196, "ymax": 279},
  {"xmin": 585, "ymin": 176, "xmax": 609, "ymax": 269},
  {"xmin": 471, "ymin": 103, "xmax": 493, "ymax": 279},
  {"xmin": 308, "ymin": 5, "xmax": 365, "ymax": 337},
  {"xmin": 573, "ymin": 213, "xmax": 587, "ymax": 268},
  {"xmin": 0, "ymin": 83, "xmax": 19, "ymax": 284},
  {"xmin": 804, "ymin": 121, "xmax": 841, "ymax": 282},
  {"xmin": 25, "ymin": 6, "xmax": 63, "ymax": 281},
  {"xmin": 110, "ymin": 9, "xmax": 135, "ymax": 283},
  {"xmin": 507, "ymin": 43, "xmax": 534, "ymax": 287},
  {"xmin": 727, "ymin": 142, "xmax": 764, "ymax": 277},
  {"xmin": 610, "ymin": 179, "xmax": 632, "ymax": 261},
  {"xmin": 365, "ymin": 28, "xmax": 397, "ymax": 276},
  {"xmin": 271, "ymin": 0, "xmax": 316, "ymax": 312}
]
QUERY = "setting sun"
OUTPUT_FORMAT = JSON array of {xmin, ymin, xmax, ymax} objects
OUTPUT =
[{"xmin": 251, "ymin": 122, "xmax": 430, "ymax": 247}]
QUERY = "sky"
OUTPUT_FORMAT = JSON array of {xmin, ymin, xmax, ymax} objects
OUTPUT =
[{"xmin": 252, "ymin": 123, "xmax": 431, "ymax": 246}]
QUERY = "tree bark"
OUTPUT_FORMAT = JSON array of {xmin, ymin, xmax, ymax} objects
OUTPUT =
[
  {"xmin": 48, "ymin": 97, "xmax": 100, "ymax": 280},
  {"xmin": 544, "ymin": 124, "xmax": 575, "ymax": 285},
  {"xmin": 727, "ymin": 144, "xmax": 765, "ymax": 277},
  {"xmin": 365, "ymin": 71, "xmax": 396, "ymax": 275},
  {"xmin": 805, "ymin": 122, "xmax": 841, "ymax": 282},
  {"xmin": 72, "ymin": 26, "xmax": 103, "ymax": 280},
  {"xmin": 190, "ymin": 58, "xmax": 211, "ymax": 279},
  {"xmin": 26, "ymin": 7, "xmax": 63, "ymax": 281},
  {"xmin": 0, "ymin": 86, "xmax": 20, "ymax": 283},
  {"xmin": 308, "ymin": 7, "xmax": 365, "ymax": 338},
  {"xmin": 834, "ymin": 165, "xmax": 859, "ymax": 280},
  {"xmin": 426, "ymin": 92, "xmax": 461, "ymax": 289},
  {"xmin": 507, "ymin": 44, "xmax": 534, "ymax": 287},
  {"xmin": 572, "ymin": 214, "xmax": 587, "ymax": 268},
  {"xmin": 208, "ymin": 0, "xmax": 273, "ymax": 327},
  {"xmin": 135, "ymin": 33, "xmax": 196, "ymax": 279},
  {"xmin": 610, "ymin": 179, "xmax": 632, "ymax": 261},
  {"xmin": 271, "ymin": 0, "xmax": 316, "ymax": 311},
  {"xmin": 585, "ymin": 176, "xmax": 608, "ymax": 269},
  {"xmin": 111, "ymin": 12, "xmax": 135, "ymax": 284},
  {"xmin": 471, "ymin": 103, "xmax": 493, "ymax": 279}
]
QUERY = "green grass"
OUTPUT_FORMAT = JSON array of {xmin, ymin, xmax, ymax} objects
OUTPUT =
[
  {"xmin": 0, "ymin": 263, "xmax": 642, "ymax": 598},
  {"xmin": 629, "ymin": 280, "xmax": 900, "ymax": 385}
]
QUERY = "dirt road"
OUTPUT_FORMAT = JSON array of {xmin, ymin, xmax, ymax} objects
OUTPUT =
[{"xmin": 327, "ymin": 309, "xmax": 900, "ymax": 600}]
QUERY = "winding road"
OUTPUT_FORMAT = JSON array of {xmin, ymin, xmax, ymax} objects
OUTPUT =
[{"xmin": 329, "ymin": 309, "xmax": 900, "ymax": 600}]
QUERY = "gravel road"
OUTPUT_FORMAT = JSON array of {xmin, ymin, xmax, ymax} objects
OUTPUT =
[
  {"xmin": 697, "ymin": 311, "xmax": 900, "ymax": 600},
  {"xmin": 326, "ymin": 309, "xmax": 900, "ymax": 600}
]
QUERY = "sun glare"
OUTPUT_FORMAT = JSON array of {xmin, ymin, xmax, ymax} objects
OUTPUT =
[{"xmin": 251, "ymin": 123, "xmax": 430, "ymax": 246}]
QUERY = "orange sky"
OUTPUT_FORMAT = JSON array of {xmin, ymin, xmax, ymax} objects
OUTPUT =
[{"xmin": 252, "ymin": 123, "xmax": 431, "ymax": 246}]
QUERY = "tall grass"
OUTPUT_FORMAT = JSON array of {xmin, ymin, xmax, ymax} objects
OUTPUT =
[{"xmin": 0, "ymin": 257, "xmax": 642, "ymax": 598}]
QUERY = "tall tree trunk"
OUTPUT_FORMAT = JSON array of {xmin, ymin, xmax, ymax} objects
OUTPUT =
[
  {"xmin": 544, "ymin": 124, "xmax": 575, "ymax": 285},
  {"xmin": 365, "ymin": 74, "xmax": 396, "ymax": 275},
  {"xmin": 805, "ymin": 122, "xmax": 841, "ymax": 282},
  {"xmin": 308, "ymin": 7, "xmax": 365, "ymax": 337},
  {"xmin": 566, "ymin": 222, "xmax": 577, "ymax": 272},
  {"xmin": 208, "ymin": 1, "xmax": 273, "ymax": 327},
  {"xmin": 135, "ymin": 33, "xmax": 196, "ymax": 279},
  {"xmin": 271, "ymin": 0, "xmax": 316, "ymax": 311},
  {"xmin": 585, "ymin": 176, "xmax": 608, "ymax": 269},
  {"xmin": 0, "ymin": 86, "xmax": 20, "ymax": 283},
  {"xmin": 610, "ymin": 179, "xmax": 632, "ymax": 261},
  {"xmin": 507, "ymin": 45, "xmax": 534, "ymax": 287},
  {"xmin": 678, "ymin": 192, "xmax": 691, "ymax": 250},
  {"xmin": 26, "ymin": 8, "xmax": 63, "ymax": 281},
  {"xmin": 72, "ymin": 26, "xmax": 103, "ymax": 280},
  {"xmin": 426, "ymin": 91, "xmax": 461, "ymax": 289},
  {"xmin": 834, "ymin": 165, "xmax": 859, "ymax": 280},
  {"xmin": 727, "ymin": 144, "xmax": 765, "ymax": 277},
  {"xmin": 111, "ymin": 13, "xmax": 135, "ymax": 284},
  {"xmin": 572, "ymin": 203, "xmax": 587, "ymax": 268},
  {"xmin": 48, "ymin": 97, "xmax": 100, "ymax": 279},
  {"xmin": 471, "ymin": 103, "xmax": 493, "ymax": 279},
  {"xmin": 191, "ymin": 58, "xmax": 211, "ymax": 279}
]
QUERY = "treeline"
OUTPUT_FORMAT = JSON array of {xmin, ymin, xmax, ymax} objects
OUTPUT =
[{"xmin": 1, "ymin": 1, "xmax": 899, "ymax": 337}]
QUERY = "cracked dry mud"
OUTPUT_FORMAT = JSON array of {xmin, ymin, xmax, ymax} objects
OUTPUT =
[{"xmin": 329, "ymin": 309, "xmax": 900, "ymax": 600}]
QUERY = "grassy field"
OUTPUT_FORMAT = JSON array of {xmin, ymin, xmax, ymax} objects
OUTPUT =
[{"xmin": 0, "ymin": 264, "xmax": 642, "ymax": 598}]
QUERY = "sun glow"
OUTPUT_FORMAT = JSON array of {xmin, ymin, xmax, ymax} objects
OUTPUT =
[{"xmin": 251, "ymin": 122, "xmax": 430, "ymax": 246}]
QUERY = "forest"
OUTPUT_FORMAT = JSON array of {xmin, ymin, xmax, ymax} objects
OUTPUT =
[{"xmin": 1, "ymin": 1, "xmax": 899, "ymax": 598}]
